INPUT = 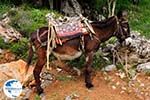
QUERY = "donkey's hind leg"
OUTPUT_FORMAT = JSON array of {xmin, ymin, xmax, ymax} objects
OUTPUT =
[{"xmin": 33, "ymin": 47, "xmax": 46, "ymax": 95}]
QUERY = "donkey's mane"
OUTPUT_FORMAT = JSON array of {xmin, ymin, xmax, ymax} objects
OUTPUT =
[{"xmin": 91, "ymin": 16, "xmax": 116, "ymax": 28}]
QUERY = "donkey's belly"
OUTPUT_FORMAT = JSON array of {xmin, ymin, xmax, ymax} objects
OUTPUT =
[{"xmin": 52, "ymin": 51, "xmax": 82, "ymax": 60}]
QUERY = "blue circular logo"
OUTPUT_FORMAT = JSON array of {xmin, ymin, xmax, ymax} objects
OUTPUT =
[{"xmin": 3, "ymin": 79, "xmax": 22, "ymax": 98}]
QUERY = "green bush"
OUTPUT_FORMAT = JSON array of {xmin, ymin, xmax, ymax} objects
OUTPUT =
[
  {"xmin": 7, "ymin": 7, "xmax": 47, "ymax": 37},
  {"xmin": 0, "ymin": 3, "xmax": 61, "ymax": 38},
  {"xmin": 68, "ymin": 52, "xmax": 112, "ymax": 70},
  {"xmin": 0, "ymin": 37, "xmax": 28, "ymax": 59},
  {"xmin": 9, "ymin": 38, "xmax": 28, "ymax": 58},
  {"xmin": 0, "ymin": 37, "xmax": 10, "ymax": 49}
]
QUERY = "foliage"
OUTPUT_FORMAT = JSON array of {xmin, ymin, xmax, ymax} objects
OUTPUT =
[
  {"xmin": 128, "ymin": 0, "xmax": 150, "ymax": 38},
  {"xmin": 93, "ymin": 51, "xmax": 112, "ymax": 70},
  {"xmin": 6, "ymin": 5, "xmax": 49, "ymax": 37},
  {"xmin": 67, "ymin": 55, "xmax": 85, "ymax": 69},
  {"xmin": 0, "ymin": 37, "xmax": 10, "ymax": 49},
  {"xmin": 9, "ymin": 38, "xmax": 29, "ymax": 58},
  {"xmin": 56, "ymin": 75, "xmax": 74, "ymax": 82},
  {"xmin": 0, "ymin": 3, "xmax": 61, "ymax": 37},
  {"xmin": 0, "ymin": 4, "xmax": 11, "ymax": 18},
  {"xmin": 34, "ymin": 94, "xmax": 41, "ymax": 100},
  {"xmin": 68, "ymin": 51, "xmax": 112, "ymax": 70},
  {"xmin": 85, "ymin": 0, "xmax": 150, "ymax": 38},
  {"xmin": 0, "ymin": 37, "xmax": 28, "ymax": 59},
  {"xmin": 0, "ymin": 3, "xmax": 61, "ymax": 58}
]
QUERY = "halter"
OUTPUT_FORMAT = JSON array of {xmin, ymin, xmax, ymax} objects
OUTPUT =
[
  {"xmin": 113, "ymin": 16, "xmax": 120, "ymax": 36},
  {"xmin": 113, "ymin": 16, "xmax": 128, "ymax": 39}
]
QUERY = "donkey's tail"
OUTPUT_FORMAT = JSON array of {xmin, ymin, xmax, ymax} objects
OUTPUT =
[{"xmin": 26, "ymin": 42, "xmax": 34, "ymax": 73}]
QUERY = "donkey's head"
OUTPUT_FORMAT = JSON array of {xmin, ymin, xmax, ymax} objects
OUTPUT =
[{"xmin": 115, "ymin": 10, "xmax": 130, "ymax": 43}]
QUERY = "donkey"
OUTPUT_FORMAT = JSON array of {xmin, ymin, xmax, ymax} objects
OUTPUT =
[{"xmin": 26, "ymin": 11, "xmax": 130, "ymax": 95}]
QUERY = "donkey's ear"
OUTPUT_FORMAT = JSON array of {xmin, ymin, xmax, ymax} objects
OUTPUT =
[{"xmin": 117, "ymin": 10, "xmax": 128, "ymax": 19}]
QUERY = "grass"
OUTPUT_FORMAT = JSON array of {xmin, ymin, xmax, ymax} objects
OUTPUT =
[
  {"xmin": 34, "ymin": 94, "xmax": 40, "ymax": 100},
  {"xmin": 56, "ymin": 75, "xmax": 74, "ymax": 82},
  {"xmin": 128, "ymin": 0, "xmax": 150, "ymax": 38},
  {"xmin": 116, "ymin": 0, "xmax": 150, "ymax": 38}
]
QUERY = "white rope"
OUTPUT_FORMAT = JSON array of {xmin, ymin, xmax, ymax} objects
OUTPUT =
[
  {"xmin": 46, "ymin": 20, "xmax": 56, "ymax": 70},
  {"xmin": 46, "ymin": 20, "xmax": 51, "ymax": 70}
]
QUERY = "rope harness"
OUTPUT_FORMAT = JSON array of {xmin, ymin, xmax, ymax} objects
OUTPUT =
[{"xmin": 46, "ymin": 20, "xmax": 57, "ymax": 70}]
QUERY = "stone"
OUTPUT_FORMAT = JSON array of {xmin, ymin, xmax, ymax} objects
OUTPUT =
[
  {"xmin": 0, "ymin": 48, "xmax": 3, "ymax": 54},
  {"xmin": 102, "ymin": 64, "xmax": 116, "ymax": 72},
  {"xmin": 61, "ymin": 0, "xmax": 82, "ymax": 17},
  {"xmin": 0, "ymin": 59, "xmax": 34, "ymax": 85},
  {"xmin": 0, "ymin": 60, "xmax": 54, "ymax": 99},
  {"xmin": 112, "ymin": 85, "xmax": 117, "ymax": 90},
  {"xmin": 137, "ymin": 62, "xmax": 150, "ymax": 72},
  {"xmin": 65, "ymin": 93, "xmax": 80, "ymax": 100},
  {"xmin": 0, "ymin": 21, "xmax": 22, "ymax": 42},
  {"xmin": 124, "ymin": 32, "xmax": 150, "ymax": 58},
  {"xmin": 0, "ymin": 60, "xmax": 34, "ymax": 99}
]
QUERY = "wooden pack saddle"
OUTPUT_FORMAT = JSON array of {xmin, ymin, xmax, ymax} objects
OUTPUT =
[{"xmin": 51, "ymin": 17, "xmax": 93, "ymax": 44}]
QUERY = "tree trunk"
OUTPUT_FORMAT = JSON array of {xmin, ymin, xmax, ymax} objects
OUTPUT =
[
  {"xmin": 112, "ymin": 0, "xmax": 116, "ymax": 16},
  {"xmin": 107, "ymin": 0, "xmax": 117, "ymax": 17}
]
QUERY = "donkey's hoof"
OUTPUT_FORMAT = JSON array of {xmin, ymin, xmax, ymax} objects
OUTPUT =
[
  {"xmin": 38, "ymin": 89, "xmax": 44, "ymax": 95},
  {"xmin": 35, "ymin": 87, "xmax": 44, "ymax": 95},
  {"xmin": 86, "ymin": 83, "xmax": 94, "ymax": 89}
]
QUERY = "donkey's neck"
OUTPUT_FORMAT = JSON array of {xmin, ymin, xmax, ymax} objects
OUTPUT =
[{"xmin": 92, "ymin": 20, "xmax": 117, "ymax": 42}]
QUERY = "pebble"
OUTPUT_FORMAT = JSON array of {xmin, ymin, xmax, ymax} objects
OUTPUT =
[
  {"xmin": 56, "ymin": 68, "xmax": 62, "ymax": 72},
  {"xmin": 102, "ymin": 64, "xmax": 116, "ymax": 72},
  {"xmin": 112, "ymin": 85, "xmax": 117, "ymax": 90},
  {"xmin": 65, "ymin": 96, "xmax": 72, "ymax": 100},
  {"xmin": 0, "ymin": 48, "xmax": 3, "ymax": 54},
  {"xmin": 120, "ymin": 90, "xmax": 125, "ymax": 94},
  {"xmin": 65, "ymin": 93, "xmax": 80, "ymax": 100},
  {"xmin": 140, "ymin": 92, "xmax": 144, "ymax": 95},
  {"xmin": 40, "ymin": 93, "xmax": 46, "ymax": 100},
  {"xmin": 140, "ymin": 83, "xmax": 145, "ymax": 87},
  {"xmin": 144, "ymin": 92, "xmax": 149, "ymax": 96},
  {"xmin": 121, "ymin": 86, "xmax": 127, "ymax": 91},
  {"xmin": 119, "ymin": 72, "xmax": 126, "ymax": 79},
  {"xmin": 116, "ymin": 82, "xmax": 120, "ymax": 86}
]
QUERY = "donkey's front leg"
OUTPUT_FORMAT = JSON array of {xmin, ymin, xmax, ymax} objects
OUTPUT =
[
  {"xmin": 84, "ymin": 52, "xmax": 94, "ymax": 88},
  {"xmin": 33, "ymin": 47, "xmax": 46, "ymax": 95}
]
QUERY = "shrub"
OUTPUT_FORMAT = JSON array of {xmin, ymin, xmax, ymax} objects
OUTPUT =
[
  {"xmin": 0, "ymin": 37, "xmax": 10, "ymax": 49},
  {"xmin": 9, "ymin": 38, "xmax": 28, "ymax": 58}
]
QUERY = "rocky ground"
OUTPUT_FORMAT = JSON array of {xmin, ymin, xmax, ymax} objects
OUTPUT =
[
  {"xmin": 28, "ymin": 66, "xmax": 150, "ymax": 100},
  {"xmin": 0, "ymin": 51, "xmax": 149, "ymax": 100}
]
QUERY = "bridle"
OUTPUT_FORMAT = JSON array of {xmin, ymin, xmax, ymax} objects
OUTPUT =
[{"xmin": 113, "ymin": 16, "xmax": 129, "ymax": 39}]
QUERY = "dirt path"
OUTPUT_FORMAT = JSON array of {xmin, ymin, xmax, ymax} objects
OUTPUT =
[
  {"xmin": 30, "ymin": 71, "xmax": 140, "ymax": 100},
  {"xmin": 0, "ymin": 56, "xmax": 148, "ymax": 100}
]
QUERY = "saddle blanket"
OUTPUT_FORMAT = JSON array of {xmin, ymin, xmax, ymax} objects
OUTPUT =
[{"xmin": 55, "ymin": 21, "xmax": 83, "ymax": 38}]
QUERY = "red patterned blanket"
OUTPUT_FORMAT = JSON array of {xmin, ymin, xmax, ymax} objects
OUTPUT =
[{"xmin": 55, "ymin": 21, "xmax": 83, "ymax": 38}]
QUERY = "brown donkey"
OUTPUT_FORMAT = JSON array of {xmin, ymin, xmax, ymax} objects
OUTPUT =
[{"xmin": 26, "ymin": 11, "xmax": 130, "ymax": 94}]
